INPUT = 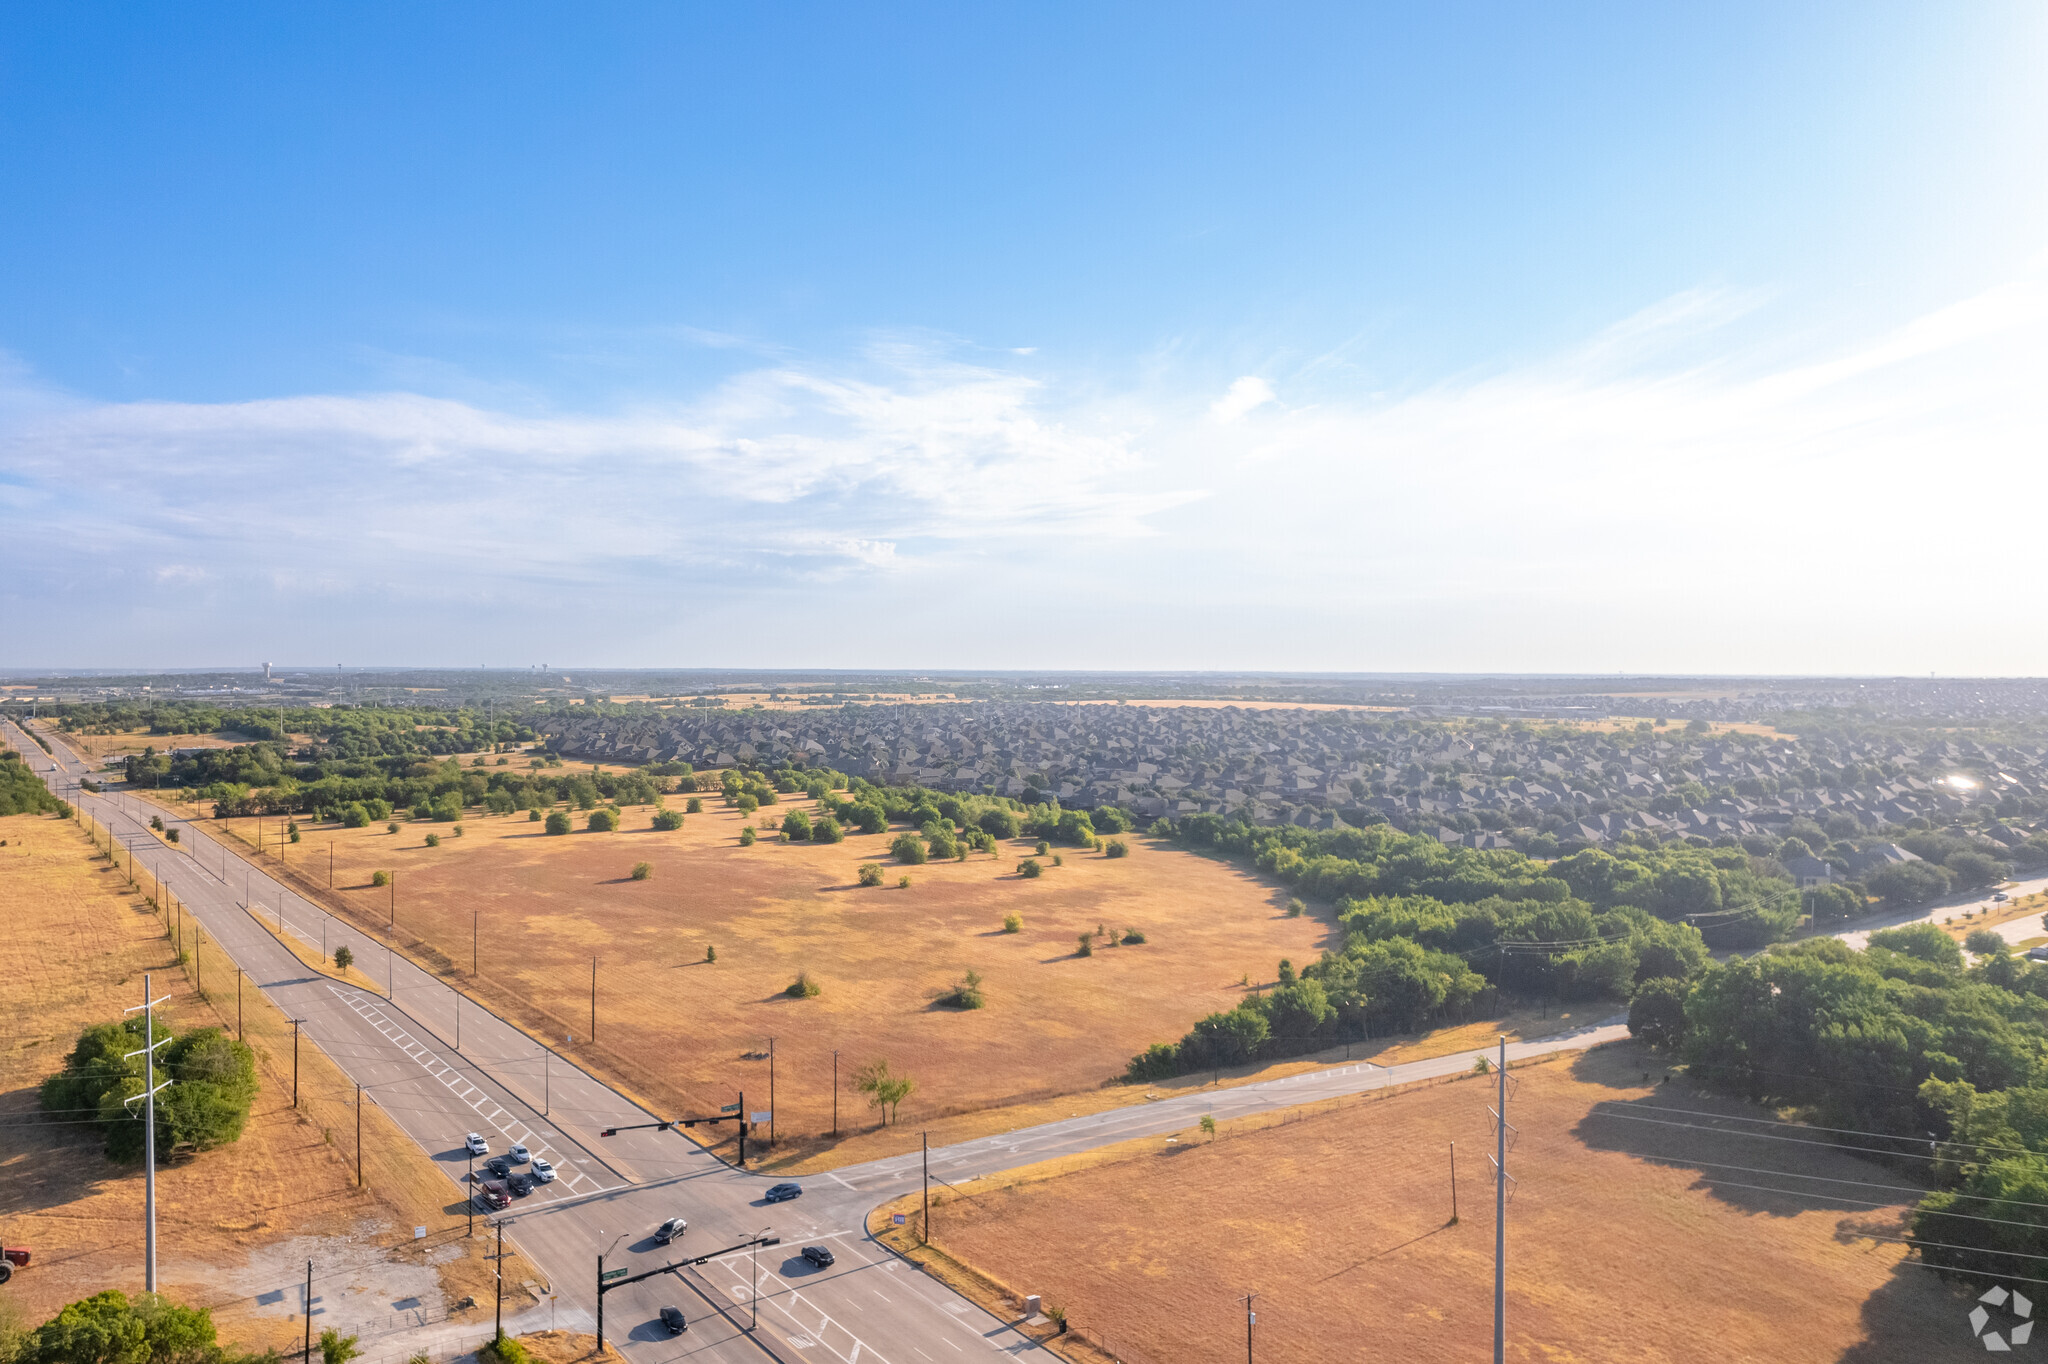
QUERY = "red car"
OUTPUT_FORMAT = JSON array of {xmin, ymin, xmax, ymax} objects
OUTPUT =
[
  {"xmin": 0, "ymin": 1244, "xmax": 28, "ymax": 1285},
  {"xmin": 475, "ymin": 1180, "xmax": 510, "ymax": 1210}
]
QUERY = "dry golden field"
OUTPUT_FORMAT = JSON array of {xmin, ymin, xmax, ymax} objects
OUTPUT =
[
  {"xmin": 873, "ymin": 1043, "xmax": 1964, "ymax": 1364},
  {"xmin": 0, "ymin": 810, "xmax": 527, "ymax": 1344},
  {"xmin": 175, "ymin": 795, "xmax": 1330, "ymax": 1147}
]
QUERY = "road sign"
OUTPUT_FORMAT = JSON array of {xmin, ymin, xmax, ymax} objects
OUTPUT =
[
  {"xmin": 414, "ymin": 1227, "xmax": 426, "ymax": 1240},
  {"xmin": 600, "ymin": 1268, "xmax": 629, "ymax": 1284},
  {"xmin": 751, "ymin": 1111, "xmax": 771, "ymax": 1123},
  {"xmin": 893, "ymin": 1214, "xmax": 906, "ymax": 1226},
  {"xmin": 720, "ymin": 1103, "xmax": 740, "ymax": 1114}
]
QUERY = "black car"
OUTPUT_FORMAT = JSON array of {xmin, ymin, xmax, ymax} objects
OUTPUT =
[
  {"xmin": 658, "ymin": 1307, "xmax": 687, "ymax": 1336},
  {"xmin": 654, "ymin": 1217, "xmax": 687, "ymax": 1244},
  {"xmin": 764, "ymin": 1182, "xmax": 803, "ymax": 1203},
  {"xmin": 507, "ymin": 1172, "xmax": 534, "ymax": 1197},
  {"xmin": 485, "ymin": 1156, "xmax": 511, "ymax": 1178},
  {"xmin": 801, "ymin": 1245, "xmax": 835, "ymax": 1268}
]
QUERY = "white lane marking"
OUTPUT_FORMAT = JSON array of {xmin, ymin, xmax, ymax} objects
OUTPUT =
[{"xmin": 328, "ymin": 985, "xmax": 602, "ymax": 1196}]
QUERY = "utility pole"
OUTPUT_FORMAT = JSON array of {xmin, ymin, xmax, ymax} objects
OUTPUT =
[
  {"xmin": 832, "ymin": 1050, "xmax": 839, "ymax": 1138},
  {"xmin": 1493, "ymin": 1035, "xmax": 1509, "ymax": 1364},
  {"xmin": 291, "ymin": 1018, "xmax": 306, "ymax": 1107},
  {"xmin": 236, "ymin": 969, "xmax": 243, "ymax": 1040},
  {"xmin": 355, "ymin": 1083, "xmax": 363, "ymax": 1187},
  {"xmin": 494, "ymin": 1220, "xmax": 504, "ymax": 1341},
  {"xmin": 303, "ymin": 1260, "xmax": 312, "ymax": 1364},
  {"xmin": 769, "ymin": 1037, "xmax": 777, "ymax": 1148},
  {"xmin": 472, "ymin": 910, "xmax": 478, "ymax": 976},
  {"xmin": 1242, "ymin": 1290, "xmax": 1258, "ymax": 1364},
  {"xmin": 123, "ymin": 974, "xmax": 172, "ymax": 1292},
  {"xmin": 1449, "ymin": 1142, "xmax": 1459, "ymax": 1224},
  {"xmin": 739, "ymin": 1090, "xmax": 747, "ymax": 1166},
  {"xmin": 922, "ymin": 1131, "xmax": 930, "ymax": 1243},
  {"xmin": 467, "ymin": 1152, "xmax": 475, "ymax": 1237},
  {"xmin": 389, "ymin": 871, "xmax": 395, "ymax": 927},
  {"xmin": 589, "ymin": 956, "xmax": 597, "ymax": 1041}
]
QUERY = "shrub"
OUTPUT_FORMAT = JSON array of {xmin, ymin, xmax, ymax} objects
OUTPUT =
[
  {"xmin": 631, "ymin": 861, "xmax": 652, "ymax": 881},
  {"xmin": 686, "ymin": 797, "xmax": 703, "ymax": 814},
  {"xmin": 320, "ymin": 1329, "xmax": 363, "ymax": 1364},
  {"xmin": 812, "ymin": 816, "xmax": 843, "ymax": 843},
  {"xmin": 1093, "ymin": 806, "xmax": 1132, "ymax": 834},
  {"xmin": 858, "ymin": 862, "xmax": 884, "ymax": 886},
  {"xmin": 706, "ymin": 945, "xmax": 717, "ymax": 963},
  {"xmin": 1052, "ymin": 853, "xmax": 1064, "ymax": 866},
  {"xmin": 1473, "ymin": 1056, "xmax": 1492, "ymax": 1074},
  {"xmin": 1148, "ymin": 818, "xmax": 1175, "ymax": 838},
  {"xmin": 543, "ymin": 810, "xmax": 571, "ymax": 835},
  {"xmin": 853, "ymin": 803, "xmax": 889, "ymax": 835},
  {"xmin": 1035, "ymin": 840, "xmax": 1050, "ymax": 856},
  {"xmin": 787, "ymin": 971, "xmax": 821, "ymax": 998},
  {"xmin": 1002, "ymin": 913, "xmax": 1022, "ymax": 933},
  {"xmin": 939, "ymin": 970, "xmax": 985, "ymax": 1009},
  {"xmin": 1277, "ymin": 958, "xmax": 1295, "ymax": 985},
  {"xmin": 735, "ymin": 793, "xmax": 760, "ymax": 814},
  {"xmin": 166, "ymin": 827, "xmax": 179, "ymax": 843},
  {"xmin": 451, "ymin": 824, "xmax": 462, "ymax": 837},
  {"xmin": 588, "ymin": 808, "xmax": 619, "ymax": 832},
  {"xmin": 898, "ymin": 875, "xmax": 911, "ymax": 889},
  {"xmin": 386, "ymin": 821, "xmax": 399, "ymax": 834},
  {"xmin": 481, "ymin": 1331, "xmax": 530, "ymax": 1364},
  {"xmin": 333, "ymin": 945, "xmax": 354, "ymax": 971},
  {"xmin": 1965, "ymin": 928, "xmax": 2009, "ymax": 955},
  {"xmin": 782, "ymin": 809, "xmax": 813, "ymax": 840},
  {"xmin": 1077, "ymin": 932, "xmax": 1093, "ymax": 957},
  {"xmin": 891, "ymin": 832, "xmax": 928, "ymax": 864},
  {"xmin": 425, "ymin": 833, "xmax": 441, "ymax": 848},
  {"xmin": 1104, "ymin": 839, "xmax": 1129, "ymax": 859},
  {"xmin": 652, "ymin": 809, "xmax": 683, "ymax": 831},
  {"xmin": 372, "ymin": 870, "xmax": 390, "ymax": 887},
  {"xmin": 1287, "ymin": 897, "xmax": 1304, "ymax": 917},
  {"xmin": 739, "ymin": 826, "xmax": 757, "ymax": 846},
  {"xmin": 290, "ymin": 827, "xmax": 302, "ymax": 843},
  {"xmin": 1122, "ymin": 927, "xmax": 1146, "ymax": 944},
  {"xmin": 1018, "ymin": 858, "xmax": 1042, "ymax": 879},
  {"xmin": 979, "ymin": 808, "xmax": 1022, "ymax": 839}
]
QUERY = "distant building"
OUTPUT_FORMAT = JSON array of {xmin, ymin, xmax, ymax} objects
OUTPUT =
[{"xmin": 1784, "ymin": 854, "xmax": 1836, "ymax": 889}]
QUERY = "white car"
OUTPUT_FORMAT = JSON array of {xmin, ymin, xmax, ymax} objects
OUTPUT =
[
  {"xmin": 530, "ymin": 1157, "xmax": 556, "ymax": 1183},
  {"xmin": 509, "ymin": 1143, "xmax": 531, "ymax": 1163},
  {"xmin": 464, "ymin": 1133, "xmax": 489, "ymax": 1156}
]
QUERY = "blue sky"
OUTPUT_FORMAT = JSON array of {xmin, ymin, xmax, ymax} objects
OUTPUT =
[{"xmin": 3, "ymin": 3, "xmax": 2045, "ymax": 672}]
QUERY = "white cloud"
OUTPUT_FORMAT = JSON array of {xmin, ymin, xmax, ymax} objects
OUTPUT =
[
  {"xmin": 1209, "ymin": 375, "xmax": 1275, "ymax": 422},
  {"xmin": 4, "ymin": 265, "xmax": 2045, "ymax": 672}
]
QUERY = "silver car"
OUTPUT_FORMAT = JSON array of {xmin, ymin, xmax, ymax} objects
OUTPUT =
[{"xmin": 655, "ymin": 1217, "xmax": 687, "ymax": 1244}]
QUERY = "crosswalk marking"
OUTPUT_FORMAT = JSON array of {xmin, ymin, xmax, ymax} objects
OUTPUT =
[{"xmin": 328, "ymin": 985, "xmax": 606, "ymax": 1198}]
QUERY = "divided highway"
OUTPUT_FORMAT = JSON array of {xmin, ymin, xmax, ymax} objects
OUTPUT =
[{"xmin": 3, "ymin": 718, "xmax": 1628, "ymax": 1364}]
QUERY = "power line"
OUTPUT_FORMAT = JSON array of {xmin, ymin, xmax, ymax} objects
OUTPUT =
[{"xmin": 1599, "ymin": 1099, "xmax": 2042, "ymax": 1162}]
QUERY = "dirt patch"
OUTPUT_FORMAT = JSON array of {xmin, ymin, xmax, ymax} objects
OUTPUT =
[
  {"xmin": 869, "ymin": 1043, "xmax": 1964, "ymax": 1364},
  {"xmin": 159, "ymin": 796, "xmax": 1328, "ymax": 1156},
  {"xmin": 0, "ymin": 810, "xmax": 535, "ymax": 1346}
]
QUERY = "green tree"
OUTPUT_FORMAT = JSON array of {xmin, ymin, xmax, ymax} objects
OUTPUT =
[
  {"xmin": 852, "ymin": 1059, "xmax": 914, "ymax": 1124},
  {"xmin": 890, "ymin": 832, "xmax": 927, "ymax": 865},
  {"xmin": 332, "ymin": 945, "xmax": 354, "ymax": 972},
  {"xmin": 630, "ymin": 861, "xmax": 651, "ymax": 881},
  {"xmin": 587, "ymin": 808, "xmax": 619, "ymax": 832},
  {"xmin": 811, "ymin": 815, "xmax": 843, "ymax": 843},
  {"xmin": 543, "ymin": 811, "xmax": 571, "ymax": 836},
  {"xmin": 1627, "ymin": 977, "xmax": 1689, "ymax": 1050},
  {"xmin": 651, "ymin": 809, "xmax": 683, "ymax": 831},
  {"xmin": 857, "ymin": 862, "xmax": 884, "ymax": 886},
  {"xmin": 781, "ymin": 809, "xmax": 812, "ymax": 840}
]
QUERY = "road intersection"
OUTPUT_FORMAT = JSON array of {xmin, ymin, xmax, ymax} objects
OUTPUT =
[{"xmin": 4, "ymin": 717, "xmax": 1628, "ymax": 1364}]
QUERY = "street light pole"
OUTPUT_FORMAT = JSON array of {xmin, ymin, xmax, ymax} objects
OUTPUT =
[
  {"xmin": 467, "ymin": 1152, "xmax": 475, "ymax": 1237},
  {"xmin": 1243, "ymin": 1290, "xmax": 1258, "ymax": 1364},
  {"xmin": 290, "ymin": 1019, "xmax": 306, "ymax": 1108},
  {"xmin": 832, "ymin": 1050, "xmax": 839, "ymax": 1138}
]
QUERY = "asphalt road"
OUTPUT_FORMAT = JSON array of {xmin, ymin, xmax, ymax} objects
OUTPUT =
[{"xmin": 4, "ymin": 718, "xmax": 1628, "ymax": 1364}]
